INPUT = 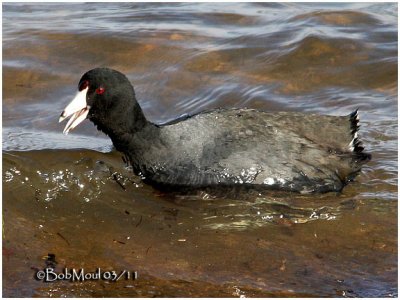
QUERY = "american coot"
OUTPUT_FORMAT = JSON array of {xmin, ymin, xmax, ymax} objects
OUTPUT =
[{"xmin": 59, "ymin": 68, "xmax": 371, "ymax": 193}]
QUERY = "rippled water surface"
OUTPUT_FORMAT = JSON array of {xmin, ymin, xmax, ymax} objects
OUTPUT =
[{"xmin": 2, "ymin": 3, "xmax": 397, "ymax": 297}]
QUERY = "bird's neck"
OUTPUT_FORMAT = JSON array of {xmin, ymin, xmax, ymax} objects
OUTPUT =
[
  {"xmin": 101, "ymin": 101, "xmax": 157, "ymax": 154},
  {"xmin": 129, "ymin": 101, "xmax": 148, "ymax": 132}
]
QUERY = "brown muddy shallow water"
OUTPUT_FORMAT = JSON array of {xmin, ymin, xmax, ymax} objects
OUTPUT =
[{"xmin": 2, "ymin": 3, "xmax": 397, "ymax": 297}]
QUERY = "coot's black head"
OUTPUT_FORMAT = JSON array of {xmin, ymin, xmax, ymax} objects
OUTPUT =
[{"xmin": 60, "ymin": 68, "xmax": 146, "ymax": 135}]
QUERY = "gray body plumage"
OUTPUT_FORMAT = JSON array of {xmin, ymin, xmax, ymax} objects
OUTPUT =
[{"xmin": 118, "ymin": 109, "xmax": 367, "ymax": 193}]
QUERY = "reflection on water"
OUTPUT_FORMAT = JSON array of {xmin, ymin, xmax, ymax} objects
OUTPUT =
[{"xmin": 3, "ymin": 2, "xmax": 397, "ymax": 297}]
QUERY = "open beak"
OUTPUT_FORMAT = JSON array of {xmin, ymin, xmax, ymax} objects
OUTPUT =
[{"xmin": 59, "ymin": 87, "xmax": 90, "ymax": 135}]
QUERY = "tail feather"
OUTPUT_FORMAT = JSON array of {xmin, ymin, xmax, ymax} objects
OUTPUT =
[{"xmin": 349, "ymin": 109, "xmax": 371, "ymax": 163}]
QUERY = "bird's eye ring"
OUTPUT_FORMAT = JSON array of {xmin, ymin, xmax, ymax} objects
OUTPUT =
[{"xmin": 96, "ymin": 87, "xmax": 105, "ymax": 95}]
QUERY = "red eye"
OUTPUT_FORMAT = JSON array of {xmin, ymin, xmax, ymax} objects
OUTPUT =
[
  {"xmin": 79, "ymin": 80, "xmax": 89, "ymax": 91},
  {"xmin": 96, "ymin": 87, "xmax": 105, "ymax": 95}
]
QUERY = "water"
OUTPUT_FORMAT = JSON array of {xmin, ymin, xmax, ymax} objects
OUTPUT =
[{"xmin": 2, "ymin": 3, "xmax": 397, "ymax": 297}]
